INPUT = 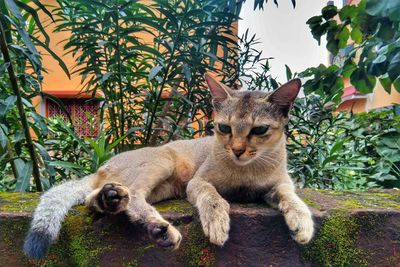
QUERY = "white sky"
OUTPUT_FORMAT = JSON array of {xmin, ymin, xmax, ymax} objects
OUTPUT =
[{"xmin": 238, "ymin": 0, "xmax": 342, "ymax": 83}]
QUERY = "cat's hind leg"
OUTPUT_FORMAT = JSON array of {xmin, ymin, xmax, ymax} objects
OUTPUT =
[
  {"xmin": 123, "ymin": 157, "xmax": 183, "ymax": 249},
  {"xmin": 85, "ymin": 182, "xmax": 130, "ymax": 214}
]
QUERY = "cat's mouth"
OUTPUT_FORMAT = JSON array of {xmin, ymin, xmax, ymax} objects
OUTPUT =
[{"xmin": 230, "ymin": 154, "xmax": 255, "ymax": 166}]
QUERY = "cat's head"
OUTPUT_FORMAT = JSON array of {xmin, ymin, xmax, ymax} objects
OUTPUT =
[{"xmin": 205, "ymin": 73, "xmax": 300, "ymax": 166}]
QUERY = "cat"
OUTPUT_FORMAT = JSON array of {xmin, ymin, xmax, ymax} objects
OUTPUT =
[{"xmin": 24, "ymin": 74, "xmax": 314, "ymax": 259}]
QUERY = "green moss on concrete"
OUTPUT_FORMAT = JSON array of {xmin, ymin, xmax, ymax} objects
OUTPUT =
[
  {"xmin": 123, "ymin": 244, "xmax": 156, "ymax": 267},
  {"xmin": 155, "ymin": 199, "xmax": 195, "ymax": 214},
  {"xmin": 180, "ymin": 220, "xmax": 215, "ymax": 267},
  {"xmin": 301, "ymin": 195, "xmax": 322, "ymax": 209},
  {"xmin": 336, "ymin": 191, "xmax": 400, "ymax": 209},
  {"xmin": 62, "ymin": 207, "xmax": 106, "ymax": 267},
  {"xmin": 302, "ymin": 211, "xmax": 367, "ymax": 267},
  {"xmin": 307, "ymin": 189, "xmax": 400, "ymax": 210},
  {"xmin": 30, "ymin": 206, "xmax": 110, "ymax": 267},
  {"xmin": 0, "ymin": 192, "xmax": 39, "ymax": 212}
]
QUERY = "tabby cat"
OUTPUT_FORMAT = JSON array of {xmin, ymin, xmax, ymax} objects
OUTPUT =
[{"xmin": 24, "ymin": 74, "xmax": 314, "ymax": 259}]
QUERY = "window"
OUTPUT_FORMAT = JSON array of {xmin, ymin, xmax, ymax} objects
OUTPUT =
[{"xmin": 47, "ymin": 99, "xmax": 100, "ymax": 137}]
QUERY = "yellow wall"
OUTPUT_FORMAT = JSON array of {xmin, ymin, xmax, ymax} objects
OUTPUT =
[
  {"xmin": 370, "ymin": 86, "xmax": 400, "ymax": 109},
  {"xmin": 39, "ymin": 0, "xmax": 82, "ymax": 93}
]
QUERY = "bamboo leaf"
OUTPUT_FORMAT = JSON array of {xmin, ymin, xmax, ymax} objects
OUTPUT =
[
  {"xmin": 149, "ymin": 65, "xmax": 163, "ymax": 80},
  {"xmin": 30, "ymin": 35, "xmax": 71, "ymax": 79},
  {"xmin": 15, "ymin": 0, "xmax": 50, "ymax": 44},
  {"xmin": 4, "ymin": 0, "xmax": 40, "ymax": 59}
]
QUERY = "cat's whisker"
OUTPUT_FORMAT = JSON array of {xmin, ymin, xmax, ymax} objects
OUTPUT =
[{"xmin": 256, "ymin": 154, "xmax": 281, "ymax": 167}]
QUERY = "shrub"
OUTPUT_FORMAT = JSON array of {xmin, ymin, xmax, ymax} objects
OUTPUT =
[{"xmin": 287, "ymin": 96, "xmax": 400, "ymax": 190}]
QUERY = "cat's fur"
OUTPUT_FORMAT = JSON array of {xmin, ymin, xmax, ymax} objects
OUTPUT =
[{"xmin": 24, "ymin": 74, "xmax": 314, "ymax": 259}]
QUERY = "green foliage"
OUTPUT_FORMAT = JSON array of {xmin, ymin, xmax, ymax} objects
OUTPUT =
[
  {"xmin": 302, "ymin": 0, "xmax": 400, "ymax": 101},
  {"xmin": 54, "ymin": 0, "xmax": 243, "ymax": 150},
  {"xmin": 1, "ymin": 0, "xmax": 399, "ymax": 193},
  {"xmin": 287, "ymin": 97, "xmax": 400, "ymax": 190},
  {"xmin": 0, "ymin": 0, "xmax": 71, "ymax": 191}
]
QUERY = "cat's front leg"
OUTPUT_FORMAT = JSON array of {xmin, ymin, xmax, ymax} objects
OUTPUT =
[
  {"xmin": 267, "ymin": 183, "xmax": 314, "ymax": 244},
  {"xmin": 187, "ymin": 179, "xmax": 230, "ymax": 246}
]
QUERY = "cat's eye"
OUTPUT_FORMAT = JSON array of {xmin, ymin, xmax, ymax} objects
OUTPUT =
[
  {"xmin": 218, "ymin": 124, "xmax": 232, "ymax": 134},
  {"xmin": 250, "ymin": 126, "xmax": 269, "ymax": 136}
]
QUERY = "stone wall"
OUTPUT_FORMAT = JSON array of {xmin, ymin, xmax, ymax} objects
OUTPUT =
[{"xmin": 0, "ymin": 189, "xmax": 399, "ymax": 266}]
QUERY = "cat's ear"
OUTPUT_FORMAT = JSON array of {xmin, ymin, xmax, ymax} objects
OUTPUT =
[
  {"xmin": 204, "ymin": 73, "xmax": 233, "ymax": 108},
  {"xmin": 268, "ymin": 78, "xmax": 301, "ymax": 116}
]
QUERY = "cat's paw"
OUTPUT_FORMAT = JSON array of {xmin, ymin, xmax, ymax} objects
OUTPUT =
[
  {"xmin": 199, "ymin": 198, "xmax": 230, "ymax": 246},
  {"xmin": 284, "ymin": 207, "xmax": 314, "ymax": 244},
  {"xmin": 147, "ymin": 221, "xmax": 182, "ymax": 250},
  {"xmin": 97, "ymin": 182, "xmax": 130, "ymax": 214}
]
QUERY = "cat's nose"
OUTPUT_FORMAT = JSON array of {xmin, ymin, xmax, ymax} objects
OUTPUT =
[{"xmin": 232, "ymin": 148, "xmax": 245, "ymax": 158}]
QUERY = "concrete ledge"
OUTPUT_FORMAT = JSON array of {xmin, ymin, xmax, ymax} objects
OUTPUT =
[{"xmin": 0, "ymin": 189, "xmax": 399, "ymax": 266}]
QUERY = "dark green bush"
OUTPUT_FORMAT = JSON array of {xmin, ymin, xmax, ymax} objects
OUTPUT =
[{"xmin": 288, "ymin": 97, "xmax": 400, "ymax": 190}]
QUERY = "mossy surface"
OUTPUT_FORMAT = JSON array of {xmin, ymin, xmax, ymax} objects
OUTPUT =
[
  {"xmin": 0, "ymin": 192, "xmax": 40, "ymax": 212},
  {"xmin": 0, "ymin": 191, "xmax": 399, "ymax": 266},
  {"xmin": 180, "ymin": 219, "xmax": 215, "ymax": 267},
  {"xmin": 299, "ymin": 189, "xmax": 400, "ymax": 210},
  {"xmin": 300, "ymin": 195, "xmax": 323, "ymax": 209},
  {"xmin": 26, "ymin": 206, "xmax": 111, "ymax": 267},
  {"xmin": 122, "ymin": 244, "xmax": 156, "ymax": 267},
  {"xmin": 59, "ymin": 206, "xmax": 109, "ymax": 267},
  {"xmin": 155, "ymin": 199, "xmax": 195, "ymax": 214},
  {"xmin": 301, "ymin": 211, "xmax": 367, "ymax": 267}
]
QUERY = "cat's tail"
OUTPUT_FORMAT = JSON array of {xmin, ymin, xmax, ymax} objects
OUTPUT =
[{"xmin": 23, "ymin": 175, "xmax": 94, "ymax": 259}]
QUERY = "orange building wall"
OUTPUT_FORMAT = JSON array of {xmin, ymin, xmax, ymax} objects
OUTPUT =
[{"xmin": 36, "ymin": 0, "xmax": 236, "ymax": 100}]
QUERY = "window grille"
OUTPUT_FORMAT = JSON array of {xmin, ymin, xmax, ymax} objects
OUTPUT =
[{"xmin": 47, "ymin": 99, "xmax": 100, "ymax": 137}]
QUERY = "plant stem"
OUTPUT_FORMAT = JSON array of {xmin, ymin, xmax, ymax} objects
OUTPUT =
[
  {"xmin": 114, "ymin": 2, "xmax": 125, "ymax": 151},
  {"xmin": 0, "ymin": 21, "xmax": 43, "ymax": 191},
  {"xmin": 144, "ymin": 2, "xmax": 187, "ymax": 145}
]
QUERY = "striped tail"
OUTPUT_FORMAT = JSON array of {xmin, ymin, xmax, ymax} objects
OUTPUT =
[{"xmin": 23, "ymin": 175, "xmax": 93, "ymax": 259}]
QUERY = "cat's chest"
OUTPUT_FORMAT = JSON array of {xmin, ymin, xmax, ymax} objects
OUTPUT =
[{"xmin": 211, "ymin": 172, "xmax": 272, "ymax": 195}]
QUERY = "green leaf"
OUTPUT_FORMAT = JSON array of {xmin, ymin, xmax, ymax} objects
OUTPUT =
[
  {"xmin": 388, "ymin": 52, "xmax": 400, "ymax": 82},
  {"xmin": 0, "ymin": 95, "xmax": 16, "ymax": 117},
  {"xmin": 5, "ymin": 0, "xmax": 40, "ymax": 61},
  {"xmin": 338, "ymin": 26, "xmax": 350, "ymax": 49},
  {"xmin": 149, "ymin": 65, "xmax": 163, "ymax": 81},
  {"xmin": 330, "ymin": 139, "xmax": 346, "ymax": 155},
  {"xmin": 306, "ymin": 16, "xmax": 322, "ymax": 26},
  {"xmin": 101, "ymin": 72, "xmax": 113, "ymax": 83},
  {"xmin": 350, "ymin": 27, "xmax": 362, "ymax": 44},
  {"xmin": 350, "ymin": 69, "xmax": 376, "ymax": 93},
  {"xmin": 321, "ymin": 5, "xmax": 337, "ymax": 20},
  {"xmin": 285, "ymin": 64, "xmax": 293, "ymax": 81},
  {"xmin": 58, "ymin": 120, "xmax": 92, "ymax": 155},
  {"xmin": 182, "ymin": 64, "xmax": 191, "ymax": 83},
  {"xmin": 327, "ymin": 39, "xmax": 339, "ymax": 55},
  {"xmin": 15, "ymin": 161, "xmax": 33, "ymax": 192},
  {"xmin": 0, "ymin": 125, "xmax": 7, "ymax": 148},
  {"xmin": 49, "ymin": 161, "xmax": 86, "ymax": 170},
  {"xmin": 373, "ymin": 54, "xmax": 387, "ymax": 64},
  {"xmin": 30, "ymin": 35, "xmax": 71, "ymax": 79},
  {"xmin": 15, "ymin": 0, "xmax": 50, "ymax": 44},
  {"xmin": 393, "ymin": 77, "xmax": 400, "ymax": 93},
  {"xmin": 366, "ymin": 0, "xmax": 400, "ymax": 21},
  {"xmin": 342, "ymin": 61, "xmax": 356, "ymax": 78},
  {"xmin": 379, "ymin": 76, "xmax": 392, "ymax": 94},
  {"xmin": 31, "ymin": 0, "xmax": 54, "ymax": 22},
  {"xmin": 339, "ymin": 5, "xmax": 357, "ymax": 21}
]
